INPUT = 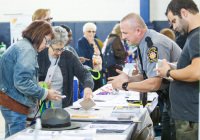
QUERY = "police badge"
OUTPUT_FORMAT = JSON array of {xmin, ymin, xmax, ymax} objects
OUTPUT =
[
  {"xmin": 147, "ymin": 46, "xmax": 158, "ymax": 63},
  {"xmin": 145, "ymin": 36, "xmax": 158, "ymax": 63}
]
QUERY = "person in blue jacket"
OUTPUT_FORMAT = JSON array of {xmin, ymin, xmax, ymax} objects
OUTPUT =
[{"xmin": 76, "ymin": 22, "xmax": 103, "ymax": 91}]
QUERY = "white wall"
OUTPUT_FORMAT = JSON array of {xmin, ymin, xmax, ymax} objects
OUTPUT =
[
  {"xmin": 0, "ymin": 0, "xmax": 140, "ymax": 22},
  {"xmin": 0, "ymin": 0, "xmax": 200, "ymax": 22},
  {"xmin": 150, "ymin": 0, "xmax": 200, "ymax": 21}
]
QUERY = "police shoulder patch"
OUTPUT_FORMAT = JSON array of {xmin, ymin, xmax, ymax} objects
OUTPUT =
[{"xmin": 147, "ymin": 46, "xmax": 158, "ymax": 63}]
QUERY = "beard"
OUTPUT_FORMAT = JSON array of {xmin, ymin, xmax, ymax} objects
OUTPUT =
[{"xmin": 178, "ymin": 19, "xmax": 189, "ymax": 35}]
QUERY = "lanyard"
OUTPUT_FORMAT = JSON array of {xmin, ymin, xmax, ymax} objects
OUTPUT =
[
  {"xmin": 88, "ymin": 69, "xmax": 101, "ymax": 80},
  {"xmin": 54, "ymin": 57, "xmax": 58, "ymax": 65},
  {"xmin": 40, "ymin": 82, "xmax": 53, "ymax": 108}
]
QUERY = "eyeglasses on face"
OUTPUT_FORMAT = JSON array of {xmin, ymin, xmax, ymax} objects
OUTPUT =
[
  {"xmin": 87, "ymin": 30, "xmax": 95, "ymax": 33},
  {"xmin": 45, "ymin": 36, "xmax": 50, "ymax": 45},
  {"xmin": 44, "ymin": 17, "xmax": 53, "ymax": 22},
  {"xmin": 50, "ymin": 45, "xmax": 64, "ymax": 52}
]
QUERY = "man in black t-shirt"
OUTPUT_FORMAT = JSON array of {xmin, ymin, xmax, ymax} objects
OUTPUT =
[{"xmin": 154, "ymin": 0, "xmax": 200, "ymax": 139}]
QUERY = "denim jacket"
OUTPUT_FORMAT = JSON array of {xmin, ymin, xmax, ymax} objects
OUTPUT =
[{"xmin": 0, "ymin": 38, "xmax": 45, "ymax": 108}]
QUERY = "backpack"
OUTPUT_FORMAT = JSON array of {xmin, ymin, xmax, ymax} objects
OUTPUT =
[{"xmin": 103, "ymin": 37, "xmax": 117, "ymax": 69}]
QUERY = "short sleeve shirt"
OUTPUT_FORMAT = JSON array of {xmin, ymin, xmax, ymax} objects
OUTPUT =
[
  {"xmin": 137, "ymin": 29, "xmax": 181, "ymax": 79},
  {"xmin": 170, "ymin": 27, "xmax": 200, "ymax": 122}
]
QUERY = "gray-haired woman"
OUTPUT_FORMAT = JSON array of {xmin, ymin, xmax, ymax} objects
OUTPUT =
[
  {"xmin": 76, "ymin": 22, "xmax": 104, "ymax": 91},
  {"xmin": 38, "ymin": 26, "xmax": 94, "ymax": 108}
]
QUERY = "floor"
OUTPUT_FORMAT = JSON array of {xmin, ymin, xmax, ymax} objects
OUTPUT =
[
  {"xmin": 0, "ymin": 110, "xmax": 34, "ymax": 140},
  {"xmin": 0, "ymin": 110, "xmax": 5, "ymax": 140}
]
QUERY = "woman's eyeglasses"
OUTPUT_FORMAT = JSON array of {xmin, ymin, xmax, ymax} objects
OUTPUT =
[
  {"xmin": 44, "ymin": 17, "xmax": 53, "ymax": 22},
  {"xmin": 87, "ymin": 30, "xmax": 95, "ymax": 33},
  {"xmin": 50, "ymin": 45, "xmax": 64, "ymax": 53}
]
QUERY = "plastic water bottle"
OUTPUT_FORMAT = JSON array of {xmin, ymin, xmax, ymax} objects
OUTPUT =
[
  {"xmin": 0, "ymin": 44, "xmax": 6, "ymax": 57},
  {"xmin": 0, "ymin": 45, "xmax": 6, "ymax": 51},
  {"xmin": 34, "ymin": 118, "xmax": 41, "ymax": 140}
]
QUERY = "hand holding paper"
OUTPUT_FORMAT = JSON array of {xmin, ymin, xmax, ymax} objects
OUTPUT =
[
  {"xmin": 157, "ymin": 59, "xmax": 177, "ymax": 70},
  {"xmin": 83, "ymin": 88, "xmax": 93, "ymax": 101},
  {"xmin": 154, "ymin": 59, "xmax": 176, "ymax": 78},
  {"xmin": 79, "ymin": 99, "xmax": 96, "ymax": 110}
]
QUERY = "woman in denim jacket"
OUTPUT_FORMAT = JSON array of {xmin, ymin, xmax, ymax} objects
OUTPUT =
[{"xmin": 0, "ymin": 21, "xmax": 64, "ymax": 138}]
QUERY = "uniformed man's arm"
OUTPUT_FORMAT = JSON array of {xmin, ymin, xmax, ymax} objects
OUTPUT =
[
  {"xmin": 126, "ymin": 77, "xmax": 162, "ymax": 92},
  {"xmin": 129, "ymin": 73, "xmax": 144, "ymax": 82},
  {"xmin": 111, "ymin": 76, "xmax": 162, "ymax": 93},
  {"xmin": 169, "ymin": 57, "xmax": 199, "ymax": 82},
  {"xmin": 108, "ymin": 69, "xmax": 143, "ymax": 83}
]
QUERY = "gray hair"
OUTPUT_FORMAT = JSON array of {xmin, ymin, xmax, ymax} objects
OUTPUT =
[
  {"xmin": 121, "ymin": 13, "xmax": 146, "ymax": 30},
  {"xmin": 83, "ymin": 22, "xmax": 97, "ymax": 32},
  {"xmin": 50, "ymin": 26, "xmax": 68, "ymax": 46}
]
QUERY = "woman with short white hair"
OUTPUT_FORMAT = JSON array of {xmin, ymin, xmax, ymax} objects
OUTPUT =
[
  {"xmin": 76, "ymin": 22, "xmax": 103, "ymax": 91},
  {"xmin": 83, "ymin": 22, "xmax": 97, "ymax": 32}
]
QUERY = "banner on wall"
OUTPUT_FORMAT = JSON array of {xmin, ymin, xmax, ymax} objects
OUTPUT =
[{"xmin": 10, "ymin": 15, "xmax": 32, "ymax": 45}]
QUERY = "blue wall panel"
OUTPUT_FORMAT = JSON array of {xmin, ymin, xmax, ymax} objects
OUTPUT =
[
  {"xmin": 0, "ymin": 23, "xmax": 10, "ymax": 48},
  {"xmin": 74, "ymin": 22, "xmax": 88, "ymax": 49},
  {"xmin": 152, "ymin": 21, "xmax": 170, "ymax": 32},
  {"xmin": 146, "ymin": 23, "xmax": 154, "ymax": 29},
  {"xmin": 0, "ymin": 21, "xmax": 171, "ymax": 51},
  {"xmin": 95, "ymin": 21, "xmax": 119, "ymax": 43},
  {"xmin": 140, "ymin": 0, "xmax": 150, "ymax": 23}
]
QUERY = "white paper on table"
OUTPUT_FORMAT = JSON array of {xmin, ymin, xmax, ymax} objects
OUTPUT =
[
  {"xmin": 59, "ymin": 136, "xmax": 87, "ymax": 140},
  {"xmin": 44, "ymin": 65, "xmax": 57, "ymax": 83},
  {"xmin": 147, "ymin": 92, "xmax": 158, "ymax": 101},
  {"xmin": 83, "ymin": 123, "xmax": 130, "ymax": 131},
  {"xmin": 20, "ymin": 128, "xmax": 96, "ymax": 140},
  {"xmin": 127, "ymin": 92, "xmax": 158, "ymax": 102},
  {"xmin": 25, "ymin": 128, "xmax": 60, "ymax": 135},
  {"xmin": 14, "ymin": 135, "xmax": 53, "ymax": 140},
  {"xmin": 61, "ymin": 129, "xmax": 96, "ymax": 138},
  {"xmin": 93, "ymin": 95, "xmax": 117, "ymax": 102},
  {"xmin": 127, "ymin": 92, "xmax": 140, "ymax": 101}
]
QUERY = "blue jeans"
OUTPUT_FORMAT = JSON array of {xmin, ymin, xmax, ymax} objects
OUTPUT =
[{"xmin": 0, "ymin": 105, "xmax": 27, "ymax": 138}]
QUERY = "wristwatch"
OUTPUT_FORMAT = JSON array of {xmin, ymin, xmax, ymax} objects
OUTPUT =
[
  {"xmin": 166, "ymin": 69, "xmax": 171, "ymax": 77},
  {"xmin": 122, "ymin": 82, "xmax": 129, "ymax": 91}
]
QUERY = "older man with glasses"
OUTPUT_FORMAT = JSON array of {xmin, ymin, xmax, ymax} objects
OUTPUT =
[{"xmin": 38, "ymin": 26, "xmax": 94, "ymax": 108}]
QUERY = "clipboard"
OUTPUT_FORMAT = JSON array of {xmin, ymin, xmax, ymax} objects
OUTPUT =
[{"xmin": 157, "ymin": 59, "xmax": 177, "ymax": 70}]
